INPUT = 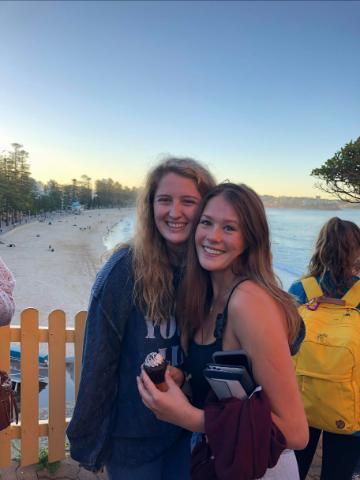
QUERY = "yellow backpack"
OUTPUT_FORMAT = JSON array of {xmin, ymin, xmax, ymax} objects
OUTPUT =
[{"xmin": 293, "ymin": 276, "xmax": 360, "ymax": 434}]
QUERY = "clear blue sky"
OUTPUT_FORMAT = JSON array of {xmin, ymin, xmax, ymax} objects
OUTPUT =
[{"xmin": 0, "ymin": 1, "xmax": 359, "ymax": 196}]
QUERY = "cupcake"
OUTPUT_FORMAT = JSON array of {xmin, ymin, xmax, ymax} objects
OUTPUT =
[{"xmin": 144, "ymin": 352, "xmax": 168, "ymax": 390}]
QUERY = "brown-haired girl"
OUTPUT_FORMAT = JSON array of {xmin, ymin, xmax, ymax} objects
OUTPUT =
[
  {"xmin": 67, "ymin": 157, "xmax": 215, "ymax": 479},
  {"xmin": 138, "ymin": 183, "xmax": 308, "ymax": 479},
  {"xmin": 289, "ymin": 217, "xmax": 360, "ymax": 480}
]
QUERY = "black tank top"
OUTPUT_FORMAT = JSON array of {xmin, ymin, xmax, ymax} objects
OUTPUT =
[{"xmin": 184, "ymin": 280, "xmax": 246, "ymax": 409}]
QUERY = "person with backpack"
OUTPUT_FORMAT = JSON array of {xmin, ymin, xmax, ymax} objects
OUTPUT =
[
  {"xmin": 289, "ymin": 217, "xmax": 360, "ymax": 480},
  {"xmin": 67, "ymin": 157, "xmax": 215, "ymax": 479}
]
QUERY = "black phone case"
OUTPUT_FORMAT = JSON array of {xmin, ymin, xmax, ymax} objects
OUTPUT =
[
  {"xmin": 204, "ymin": 349, "xmax": 258, "ymax": 400},
  {"xmin": 212, "ymin": 349, "xmax": 252, "ymax": 373},
  {"xmin": 204, "ymin": 364, "xmax": 256, "ymax": 397}
]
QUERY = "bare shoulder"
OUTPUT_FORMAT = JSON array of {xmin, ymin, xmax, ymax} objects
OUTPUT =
[
  {"xmin": 227, "ymin": 280, "xmax": 287, "ymax": 349},
  {"xmin": 231, "ymin": 280, "xmax": 281, "ymax": 312}
]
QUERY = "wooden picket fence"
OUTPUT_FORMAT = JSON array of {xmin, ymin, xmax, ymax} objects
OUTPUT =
[{"xmin": 0, "ymin": 308, "xmax": 87, "ymax": 468}]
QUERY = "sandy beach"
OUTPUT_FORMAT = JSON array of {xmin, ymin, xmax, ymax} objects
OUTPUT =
[{"xmin": 0, "ymin": 208, "xmax": 133, "ymax": 326}]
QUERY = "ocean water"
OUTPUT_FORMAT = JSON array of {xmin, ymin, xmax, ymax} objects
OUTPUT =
[
  {"xmin": 38, "ymin": 208, "xmax": 359, "ymax": 409},
  {"xmin": 103, "ymin": 212, "xmax": 136, "ymax": 251},
  {"xmin": 104, "ymin": 207, "xmax": 360, "ymax": 290},
  {"xmin": 268, "ymin": 208, "xmax": 360, "ymax": 289}
]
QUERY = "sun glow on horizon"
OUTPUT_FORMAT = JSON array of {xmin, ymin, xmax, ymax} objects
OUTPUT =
[
  {"xmin": 0, "ymin": 137, "xmax": 330, "ymax": 198},
  {"xmin": 1, "ymin": 2, "xmax": 358, "ymax": 201}
]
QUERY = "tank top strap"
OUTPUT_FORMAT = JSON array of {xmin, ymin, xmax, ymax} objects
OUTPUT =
[{"xmin": 214, "ymin": 277, "xmax": 248, "ymax": 341}]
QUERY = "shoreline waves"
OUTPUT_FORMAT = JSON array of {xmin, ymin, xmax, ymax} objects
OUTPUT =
[{"xmin": 0, "ymin": 208, "xmax": 134, "ymax": 326}]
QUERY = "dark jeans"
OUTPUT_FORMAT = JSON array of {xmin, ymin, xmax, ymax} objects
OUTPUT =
[
  {"xmin": 106, "ymin": 431, "xmax": 191, "ymax": 480},
  {"xmin": 295, "ymin": 427, "xmax": 360, "ymax": 480}
]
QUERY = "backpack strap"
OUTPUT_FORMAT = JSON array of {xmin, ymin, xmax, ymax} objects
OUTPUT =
[
  {"xmin": 301, "ymin": 277, "xmax": 323, "ymax": 301},
  {"xmin": 341, "ymin": 280, "xmax": 360, "ymax": 308}
]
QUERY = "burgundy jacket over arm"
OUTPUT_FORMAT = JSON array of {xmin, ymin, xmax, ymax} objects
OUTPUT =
[{"xmin": 204, "ymin": 390, "xmax": 286, "ymax": 480}]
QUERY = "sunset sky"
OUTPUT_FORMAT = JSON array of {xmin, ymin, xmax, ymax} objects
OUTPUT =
[{"xmin": 0, "ymin": 1, "xmax": 359, "ymax": 197}]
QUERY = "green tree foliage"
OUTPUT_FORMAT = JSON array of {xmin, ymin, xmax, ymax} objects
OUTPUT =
[
  {"xmin": 311, "ymin": 137, "xmax": 360, "ymax": 203},
  {"xmin": 79, "ymin": 174, "xmax": 92, "ymax": 207},
  {"xmin": 0, "ymin": 143, "xmax": 36, "ymax": 224},
  {"xmin": 34, "ymin": 180, "xmax": 63, "ymax": 211},
  {"xmin": 0, "ymin": 143, "xmax": 138, "ymax": 226},
  {"xmin": 95, "ymin": 179, "xmax": 137, "ymax": 207}
]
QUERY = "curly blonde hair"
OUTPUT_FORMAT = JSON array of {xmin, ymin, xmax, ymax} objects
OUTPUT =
[{"xmin": 133, "ymin": 157, "xmax": 215, "ymax": 323}]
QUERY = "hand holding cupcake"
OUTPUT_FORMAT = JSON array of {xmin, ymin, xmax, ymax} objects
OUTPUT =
[
  {"xmin": 143, "ymin": 352, "xmax": 184, "ymax": 391},
  {"xmin": 144, "ymin": 352, "xmax": 169, "ymax": 391}
]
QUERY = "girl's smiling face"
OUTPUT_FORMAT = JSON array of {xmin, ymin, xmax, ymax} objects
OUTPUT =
[
  {"xmin": 195, "ymin": 194, "xmax": 246, "ymax": 274},
  {"xmin": 153, "ymin": 172, "xmax": 201, "ymax": 251}
]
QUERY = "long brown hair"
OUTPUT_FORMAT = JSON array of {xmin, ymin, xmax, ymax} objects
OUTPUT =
[
  {"xmin": 307, "ymin": 217, "xmax": 360, "ymax": 294},
  {"xmin": 178, "ymin": 183, "xmax": 301, "ymax": 344},
  {"xmin": 133, "ymin": 157, "xmax": 216, "ymax": 323}
]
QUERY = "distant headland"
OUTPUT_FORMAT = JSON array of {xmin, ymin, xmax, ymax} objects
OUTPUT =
[{"xmin": 260, "ymin": 195, "xmax": 359, "ymax": 210}]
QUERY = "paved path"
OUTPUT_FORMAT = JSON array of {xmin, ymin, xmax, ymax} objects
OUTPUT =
[
  {"xmin": 0, "ymin": 458, "xmax": 106, "ymax": 480},
  {"xmin": 0, "ymin": 451, "xmax": 359, "ymax": 479},
  {"xmin": 0, "ymin": 456, "xmax": 322, "ymax": 479}
]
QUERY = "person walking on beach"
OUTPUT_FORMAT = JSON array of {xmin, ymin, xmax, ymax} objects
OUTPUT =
[
  {"xmin": 289, "ymin": 217, "xmax": 360, "ymax": 480},
  {"xmin": 67, "ymin": 157, "xmax": 215, "ymax": 479},
  {"xmin": 0, "ymin": 257, "xmax": 15, "ymax": 326},
  {"xmin": 138, "ymin": 183, "xmax": 308, "ymax": 479}
]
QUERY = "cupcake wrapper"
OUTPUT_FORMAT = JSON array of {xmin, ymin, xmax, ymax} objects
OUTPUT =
[{"xmin": 144, "ymin": 362, "xmax": 167, "ymax": 384}]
